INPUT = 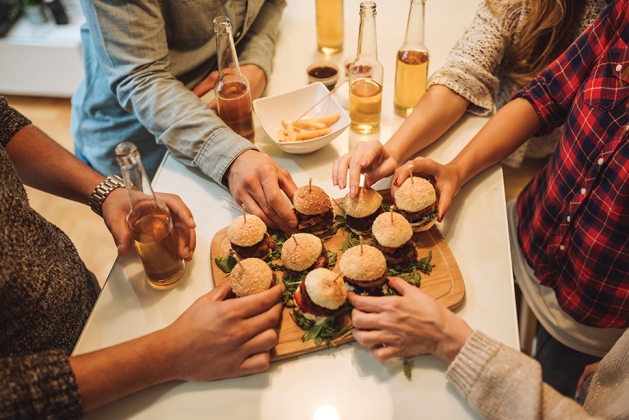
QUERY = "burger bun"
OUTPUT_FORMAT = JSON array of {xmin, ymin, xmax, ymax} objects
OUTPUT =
[
  {"xmin": 281, "ymin": 233, "xmax": 324, "ymax": 272},
  {"xmin": 339, "ymin": 245, "xmax": 387, "ymax": 282},
  {"xmin": 372, "ymin": 212, "xmax": 413, "ymax": 248},
  {"xmin": 293, "ymin": 185, "xmax": 332, "ymax": 216},
  {"xmin": 227, "ymin": 214, "xmax": 267, "ymax": 247},
  {"xmin": 304, "ymin": 268, "xmax": 347, "ymax": 310},
  {"xmin": 230, "ymin": 258, "xmax": 274, "ymax": 297}
]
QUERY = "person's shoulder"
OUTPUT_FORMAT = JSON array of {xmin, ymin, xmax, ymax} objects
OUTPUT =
[{"xmin": 477, "ymin": 0, "xmax": 527, "ymax": 32}]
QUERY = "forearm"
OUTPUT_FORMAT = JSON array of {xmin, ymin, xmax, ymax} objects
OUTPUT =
[
  {"xmin": 5, "ymin": 124, "xmax": 104, "ymax": 204},
  {"xmin": 447, "ymin": 331, "xmax": 603, "ymax": 420},
  {"xmin": 448, "ymin": 98, "xmax": 540, "ymax": 184},
  {"xmin": 386, "ymin": 85, "xmax": 469, "ymax": 163},
  {"xmin": 69, "ymin": 328, "xmax": 176, "ymax": 413}
]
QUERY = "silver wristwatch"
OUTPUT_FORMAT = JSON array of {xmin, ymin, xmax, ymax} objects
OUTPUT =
[{"xmin": 89, "ymin": 174, "xmax": 126, "ymax": 216}]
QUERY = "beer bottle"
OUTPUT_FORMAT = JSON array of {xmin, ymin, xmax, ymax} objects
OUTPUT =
[
  {"xmin": 348, "ymin": 1, "xmax": 384, "ymax": 134},
  {"xmin": 394, "ymin": 0, "xmax": 430, "ymax": 118},
  {"xmin": 214, "ymin": 16, "xmax": 255, "ymax": 142},
  {"xmin": 115, "ymin": 142, "xmax": 186, "ymax": 289}
]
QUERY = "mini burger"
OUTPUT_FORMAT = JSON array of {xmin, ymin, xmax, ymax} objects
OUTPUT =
[
  {"xmin": 394, "ymin": 176, "xmax": 438, "ymax": 232},
  {"xmin": 293, "ymin": 184, "xmax": 334, "ymax": 235},
  {"xmin": 230, "ymin": 257, "xmax": 274, "ymax": 297},
  {"xmin": 281, "ymin": 233, "xmax": 329, "ymax": 275},
  {"xmin": 293, "ymin": 268, "xmax": 347, "ymax": 320},
  {"xmin": 227, "ymin": 214, "xmax": 271, "ymax": 259},
  {"xmin": 371, "ymin": 211, "xmax": 418, "ymax": 266},
  {"xmin": 343, "ymin": 187, "xmax": 384, "ymax": 235},
  {"xmin": 339, "ymin": 244, "xmax": 388, "ymax": 295}
]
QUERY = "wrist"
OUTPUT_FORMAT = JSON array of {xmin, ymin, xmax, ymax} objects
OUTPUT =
[
  {"xmin": 89, "ymin": 175, "xmax": 125, "ymax": 217},
  {"xmin": 434, "ymin": 309, "xmax": 473, "ymax": 363}
]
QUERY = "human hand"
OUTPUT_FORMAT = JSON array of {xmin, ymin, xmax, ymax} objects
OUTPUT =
[
  {"xmin": 225, "ymin": 150, "xmax": 298, "ymax": 232},
  {"xmin": 332, "ymin": 140, "xmax": 399, "ymax": 197},
  {"xmin": 192, "ymin": 64, "xmax": 266, "ymax": 111},
  {"xmin": 390, "ymin": 157, "xmax": 462, "ymax": 222},
  {"xmin": 101, "ymin": 189, "xmax": 197, "ymax": 261},
  {"xmin": 349, "ymin": 277, "xmax": 473, "ymax": 363},
  {"xmin": 577, "ymin": 362, "xmax": 600, "ymax": 395},
  {"xmin": 164, "ymin": 282, "xmax": 284, "ymax": 381}
]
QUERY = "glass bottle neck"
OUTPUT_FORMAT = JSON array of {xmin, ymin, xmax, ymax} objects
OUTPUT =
[
  {"xmin": 402, "ymin": 0, "xmax": 427, "ymax": 49},
  {"xmin": 115, "ymin": 142, "xmax": 159, "ymax": 213},
  {"xmin": 356, "ymin": 4, "xmax": 378, "ymax": 59},
  {"xmin": 215, "ymin": 17, "xmax": 241, "ymax": 78}
]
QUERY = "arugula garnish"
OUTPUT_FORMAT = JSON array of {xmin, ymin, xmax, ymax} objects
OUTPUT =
[
  {"xmin": 291, "ymin": 304, "xmax": 353, "ymax": 347},
  {"xmin": 327, "ymin": 250, "xmax": 338, "ymax": 270},
  {"xmin": 214, "ymin": 255, "xmax": 237, "ymax": 274},
  {"xmin": 386, "ymin": 251, "xmax": 435, "ymax": 292},
  {"xmin": 403, "ymin": 360, "xmax": 413, "ymax": 380},
  {"xmin": 266, "ymin": 229, "xmax": 289, "ymax": 262}
]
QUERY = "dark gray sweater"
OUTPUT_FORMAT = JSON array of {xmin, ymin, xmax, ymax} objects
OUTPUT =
[{"xmin": 0, "ymin": 96, "xmax": 98, "ymax": 419}]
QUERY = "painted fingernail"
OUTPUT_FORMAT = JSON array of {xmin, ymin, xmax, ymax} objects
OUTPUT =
[
  {"xmin": 393, "ymin": 178, "xmax": 399, "ymax": 186},
  {"xmin": 350, "ymin": 186, "xmax": 356, "ymax": 196}
]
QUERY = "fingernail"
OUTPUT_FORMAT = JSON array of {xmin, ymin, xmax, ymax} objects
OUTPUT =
[
  {"xmin": 289, "ymin": 220, "xmax": 297, "ymax": 228},
  {"xmin": 350, "ymin": 186, "xmax": 356, "ymax": 197},
  {"xmin": 183, "ymin": 246, "xmax": 190, "ymax": 256},
  {"xmin": 332, "ymin": 177, "xmax": 337, "ymax": 186},
  {"xmin": 393, "ymin": 178, "xmax": 399, "ymax": 186}
]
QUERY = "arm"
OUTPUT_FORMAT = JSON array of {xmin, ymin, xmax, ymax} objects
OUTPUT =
[
  {"xmin": 70, "ymin": 282, "xmax": 283, "ymax": 413},
  {"xmin": 333, "ymin": 0, "xmax": 518, "ymax": 195},
  {"xmin": 349, "ymin": 277, "xmax": 609, "ymax": 420},
  {"xmin": 388, "ymin": 97, "xmax": 540, "ymax": 221}
]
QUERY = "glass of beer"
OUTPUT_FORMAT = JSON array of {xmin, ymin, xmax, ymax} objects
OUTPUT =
[{"xmin": 316, "ymin": 0, "xmax": 344, "ymax": 55}]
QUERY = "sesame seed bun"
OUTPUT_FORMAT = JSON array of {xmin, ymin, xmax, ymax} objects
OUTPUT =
[
  {"xmin": 372, "ymin": 212, "xmax": 413, "ymax": 248},
  {"xmin": 227, "ymin": 214, "xmax": 267, "ymax": 247},
  {"xmin": 304, "ymin": 268, "xmax": 348, "ymax": 310},
  {"xmin": 293, "ymin": 185, "xmax": 332, "ymax": 216},
  {"xmin": 339, "ymin": 245, "xmax": 387, "ymax": 282},
  {"xmin": 230, "ymin": 258, "xmax": 274, "ymax": 297},
  {"xmin": 281, "ymin": 233, "xmax": 324, "ymax": 272},
  {"xmin": 343, "ymin": 187, "xmax": 383, "ymax": 218},
  {"xmin": 394, "ymin": 177, "xmax": 437, "ymax": 213}
]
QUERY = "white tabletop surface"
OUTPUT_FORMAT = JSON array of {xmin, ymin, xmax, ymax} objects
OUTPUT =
[{"xmin": 74, "ymin": 0, "xmax": 519, "ymax": 418}]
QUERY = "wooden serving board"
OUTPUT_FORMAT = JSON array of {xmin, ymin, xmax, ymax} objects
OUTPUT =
[{"xmin": 210, "ymin": 192, "xmax": 465, "ymax": 361}]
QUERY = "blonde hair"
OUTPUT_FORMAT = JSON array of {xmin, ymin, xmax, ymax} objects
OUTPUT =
[{"xmin": 487, "ymin": 0, "xmax": 586, "ymax": 86}]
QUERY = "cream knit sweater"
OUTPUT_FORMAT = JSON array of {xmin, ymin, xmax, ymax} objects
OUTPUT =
[{"xmin": 447, "ymin": 330, "xmax": 629, "ymax": 419}]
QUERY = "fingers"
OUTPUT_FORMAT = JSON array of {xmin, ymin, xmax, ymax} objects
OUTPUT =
[
  {"xmin": 232, "ymin": 284, "xmax": 285, "ymax": 319},
  {"xmin": 260, "ymin": 169, "xmax": 298, "ymax": 231},
  {"xmin": 369, "ymin": 345, "xmax": 405, "ymax": 361},
  {"xmin": 348, "ymin": 291, "xmax": 391, "ymax": 314},
  {"xmin": 155, "ymin": 193, "xmax": 197, "ymax": 260},
  {"xmin": 192, "ymin": 71, "xmax": 218, "ymax": 97},
  {"xmin": 238, "ymin": 352, "xmax": 273, "ymax": 376},
  {"xmin": 332, "ymin": 151, "xmax": 353, "ymax": 189},
  {"xmin": 207, "ymin": 281, "xmax": 235, "ymax": 302}
]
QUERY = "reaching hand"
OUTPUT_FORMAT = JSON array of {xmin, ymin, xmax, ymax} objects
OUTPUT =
[
  {"xmin": 101, "ymin": 189, "xmax": 197, "ymax": 261},
  {"xmin": 332, "ymin": 140, "xmax": 399, "ymax": 197},
  {"xmin": 225, "ymin": 150, "xmax": 298, "ymax": 232},
  {"xmin": 577, "ymin": 362, "xmax": 600, "ymax": 395},
  {"xmin": 349, "ymin": 277, "xmax": 472, "ymax": 363},
  {"xmin": 192, "ymin": 64, "xmax": 267, "ymax": 111},
  {"xmin": 390, "ymin": 157, "xmax": 463, "ymax": 222},
  {"xmin": 165, "ymin": 282, "xmax": 284, "ymax": 381}
]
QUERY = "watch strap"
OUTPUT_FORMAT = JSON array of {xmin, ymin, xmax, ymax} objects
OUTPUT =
[{"xmin": 89, "ymin": 175, "xmax": 126, "ymax": 217}]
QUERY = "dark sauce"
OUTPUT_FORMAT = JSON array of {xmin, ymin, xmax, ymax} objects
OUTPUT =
[{"xmin": 308, "ymin": 66, "xmax": 338, "ymax": 79}]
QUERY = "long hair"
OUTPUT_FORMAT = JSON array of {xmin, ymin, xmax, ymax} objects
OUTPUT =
[{"xmin": 487, "ymin": 0, "xmax": 587, "ymax": 86}]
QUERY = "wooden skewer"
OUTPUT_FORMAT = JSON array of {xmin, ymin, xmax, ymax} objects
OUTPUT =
[
  {"xmin": 293, "ymin": 235, "xmax": 299, "ymax": 246},
  {"xmin": 309, "ymin": 177, "xmax": 313, "ymax": 193},
  {"xmin": 359, "ymin": 235, "xmax": 364, "ymax": 255},
  {"xmin": 409, "ymin": 165, "xmax": 414, "ymax": 184},
  {"xmin": 241, "ymin": 204, "xmax": 247, "ymax": 223},
  {"xmin": 293, "ymin": 82, "xmax": 344, "ymax": 123},
  {"xmin": 333, "ymin": 271, "xmax": 344, "ymax": 282}
]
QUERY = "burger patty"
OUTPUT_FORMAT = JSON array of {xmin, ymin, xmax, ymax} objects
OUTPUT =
[
  {"xmin": 346, "ymin": 207, "xmax": 384, "ymax": 234},
  {"xmin": 398, "ymin": 202, "xmax": 438, "ymax": 224},
  {"xmin": 230, "ymin": 233, "xmax": 270, "ymax": 259},
  {"xmin": 295, "ymin": 281, "xmax": 337, "ymax": 317},
  {"xmin": 286, "ymin": 245, "xmax": 329, "ymax": 277},
  {"xmin": 294, "ymin": 208, "xmax": 334, "ymax": 234},
  {"xmin": 344, "ymin": 272, "xmax": 389, "ymax": 295},
  {"xmin": 374, "ymin": 240, "xmax": 418, "ymax": 267}
]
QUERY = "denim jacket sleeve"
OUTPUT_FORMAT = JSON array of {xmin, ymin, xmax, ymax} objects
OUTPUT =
[{"xmin": 79, "ymin": 0, "xmax": 285, "ymax": 185}]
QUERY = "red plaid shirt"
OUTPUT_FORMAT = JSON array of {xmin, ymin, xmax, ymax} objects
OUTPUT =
[{"xmin": 514, "ymin": 0, "xmax": 629, "ymax": 329}]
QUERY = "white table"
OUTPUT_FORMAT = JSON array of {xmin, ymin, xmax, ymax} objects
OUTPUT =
[{"xmin": 74, "ymin": 1, "xmax": 519, "ymax": 418}]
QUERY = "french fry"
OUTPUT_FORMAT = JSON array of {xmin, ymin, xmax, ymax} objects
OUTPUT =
[
  {"xmin": 293, "ymin": 120, "xmax": 328, "ymax": 130},
  {"xmin": 300, "ymin": 113, "xmax": 340, "ymax": 127},
  {"xmin": 295, "ymin": 127, "xmax": 332, "ymax": 140},
  {"xmin": 277, "ymin": 113, "xmax": 339, "ymax": 142}
]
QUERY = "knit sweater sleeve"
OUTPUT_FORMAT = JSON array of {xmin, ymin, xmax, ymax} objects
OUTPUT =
[
  {"xmin": 0, "ymin": 350, "xmax": 83, "ymax": 420},
  {"xmin": 0, "ymin": 96, "xmax": 31, "ymax": 148},
  {"xmin": 446, "ymin": 331, "xmax": 607, "ymax": 420},
  {"xmin": 427, "ymin": 0, "xmax": 522, "ymax": 116}
]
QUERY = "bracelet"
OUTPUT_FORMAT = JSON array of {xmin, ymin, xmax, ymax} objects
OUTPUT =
[{"xmin": 89, "ymin": 175, "xmax": 126, "ymax": 217}]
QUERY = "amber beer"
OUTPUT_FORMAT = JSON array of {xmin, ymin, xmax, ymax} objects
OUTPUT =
[
  {"xmin": 349, "ymin": 78, "xmax": 382, "ymax": 134},
  {"xmin": 316, "ymin": 0, "xmax": 344, "ymax": 54},
  {"xmin": 216, "ymin": 80, "xmax": 255, "ymax": 142},
  {"xmin": 131, "ymin": 212, "xmax": 185, "ymax": 288},
  {"xmin": 394, "ymin": 50, "xmax": 429, "ymax": 117}
]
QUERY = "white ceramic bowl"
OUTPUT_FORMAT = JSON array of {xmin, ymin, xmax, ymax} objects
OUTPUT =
[{"xmin": 253, "ymin": 82, "xmax": 350, "ymax": 154}]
